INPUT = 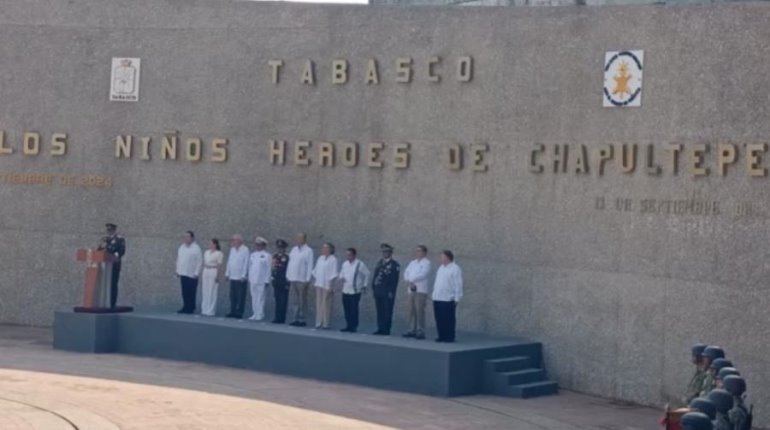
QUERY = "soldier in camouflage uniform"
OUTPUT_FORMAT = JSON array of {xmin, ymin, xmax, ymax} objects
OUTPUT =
[
  {"xmin": 689, "ymin": 397, "xmax": 717, "ymax": 421},
  {"xmin": 707, "ymin": 388, "xmax": 734, "ymax": 430},
  {"xmin": 684, "ymin": 343, "xmax": 708, "ymax": 404},
  {"xmin": 723, "ymin": 375, "xmax": 751, "ymax": 430},
  {"xmin": 699, "ymin": 346, "xmax": 725, "ymax": 397},
  {"xmin": 681, "ymin": 412, "xmax": 714, "ymax": 430},
  {"xmin": 716, "ymin": 367, "xmax": 740, "ymax": 389},
  {"xmin": 97, "ymin": 223, "xmax": 126, "ymax": 308}
]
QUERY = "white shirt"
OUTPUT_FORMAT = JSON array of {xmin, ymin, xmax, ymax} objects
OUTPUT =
[
  {"xmin": 225, "ymin": 245, "xmax": 250, "ymax": 281},
  {"xmin": 432, "ymin": 262, "xmax": 463, "ymax": 302},
  {"xmin": 339, "ymin": 259, "xmax": 370, "ymax": 294},
  {"xmin": 404, "ymin": 258, "xmax": 432, "ymax": 294},
  {"xmin": 248, "ymin": 250, "xmax": 271, "ymax": 285},
  {"xmin": 311, "ymin": 255, "xmax": 338, "ymax": 289},
  {"xmin": 203, "ymin": 249, "xmax": 224, "ymax": 269},
  {"xmin": 176, "ymin": 242, "xmax": 202, "ymax": 278},
  {"xmin": 287, "ymin": 245, "xmax": 314, "ymax": 283}
]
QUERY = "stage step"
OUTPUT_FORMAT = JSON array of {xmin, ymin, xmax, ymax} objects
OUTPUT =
[{"xmin": 483, "ymin": 356, "xmax": 558, "ymax": 399}]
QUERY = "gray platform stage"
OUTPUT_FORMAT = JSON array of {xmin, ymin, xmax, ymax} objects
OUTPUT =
[{"xmin": 53, "ymin": 311, "xmax": 558, "ymax": 398}]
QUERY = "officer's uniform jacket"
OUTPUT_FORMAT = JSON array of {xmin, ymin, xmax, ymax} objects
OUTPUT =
[{"xmin": 372, "ymin": 258, "xmax": 400, "ymax": 298}]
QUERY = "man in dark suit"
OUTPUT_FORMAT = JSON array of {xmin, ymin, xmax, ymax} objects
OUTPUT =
[{"xmin": 371, "ymin": 243, "xmax": 400, "ymax": 335}]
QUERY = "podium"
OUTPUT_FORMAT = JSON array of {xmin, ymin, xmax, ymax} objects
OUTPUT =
[{"xmin": 74, "ymin": 248, "xmax": 133, "ymax": 313}]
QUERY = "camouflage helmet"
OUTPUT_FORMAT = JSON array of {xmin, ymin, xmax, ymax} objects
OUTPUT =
[
  {"xmin": 691, "ymin": 343, "xmax": 707, "ymax": 359},
  {"xmin": 688, "ymin": 397, "xmax": 717, "ymax": 420},
  {"xmin": 722, "ymin": 375, "xmax": 747, "ymax": 397},
  {"xmin": 702, "ymin": 346, "xmax": 725, "ymax": 361},
  {"xmin": 681, "ymin": 412, "xmax": 713, "ymax": 430},
  {"xmin": 709, "ymin": 358, "xmax": 733, "ymax": 371},
  {"xmin": 717, "ymin": 367, "xmax": 740, "ymax": 381},
  {"xmin": 706, "ymin": 388, "xmax": 734, "ymax": 413}
]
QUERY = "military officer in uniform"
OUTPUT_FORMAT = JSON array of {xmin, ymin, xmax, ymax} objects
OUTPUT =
[
  {"xmin": 97, "ymin": 223, "xmax": 126, "ymax": 309},
  {"xmin": 684, "ymin": 343, "xmax": 708, "ymax": 405},
  {"xmin": 371, "ymin": 243, "xmax": 400, "ymax": 336},
  {"xmin": 680, "ymin": 412, "xmax": 714, "ymax": 430},
  {"xmin": 707, "ymin": 388, "xmax": 734, "ymax": 430},
  {"xmin": 699, "ymin": 346, "xmax": 726, "ymax": 397},
  {"xmin": 271, "ymin": 239, "xmax": 290, "ymax": 324},
  {"xmin": 723, "ymin": 375, "xmax": 751, "ymax": 430}
]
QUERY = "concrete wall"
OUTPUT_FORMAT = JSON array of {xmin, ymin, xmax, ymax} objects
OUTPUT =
[{"xmin": 1, "ymin": 0, "xmax": 769, "ymax": 426}]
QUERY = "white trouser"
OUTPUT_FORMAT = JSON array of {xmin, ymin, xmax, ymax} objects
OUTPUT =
[
  {"xmin": 200, "ymin": 268, "xmax": 219, "ymax": 316},
  {"xmin": 249, "ymin": 282, "xmax": 267, "ymax": 320}
]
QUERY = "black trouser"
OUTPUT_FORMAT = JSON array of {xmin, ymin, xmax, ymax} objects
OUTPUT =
[
  {"xmin": 229, "ymin": 280, "xmax": 248, "ymax": 318},
  {"xmin": 342, "ymin": 293, "xmax": 361, "ymax": 331},
  {"xmin": 180, "ymin": 276, "xmax": 198, "ymax": 313},
  {"xmin": 273, "ymin": 282, "xmax": 289, "ymax": 323},
  {"xmin": 110, "ymin": 263, "xmax": 121, "ymax": 308},
  {"xmin": 433, "ymin": 300, "xmax": 456, "ymax": 342},
  {"xmin": 374, "ymin": 292, "xmax": 396, "ymax": 334}
]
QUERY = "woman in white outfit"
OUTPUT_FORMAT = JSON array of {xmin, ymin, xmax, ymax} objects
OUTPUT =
[
  {"xmin": 200, "ymin": 239, "xmax": 224, "ymax": 316},
  {"xmin": 312, "ymin": 242, "xmax": 338, "ymax": 329}
]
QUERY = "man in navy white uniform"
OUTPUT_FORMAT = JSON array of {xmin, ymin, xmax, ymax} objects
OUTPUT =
[
  {"xmin": 248, "ymin": 237, "xmax": 271, "ymax": 321},
  {"xmin": 432, "ymin": 250, "xmax": 463, "ymax": 343}
]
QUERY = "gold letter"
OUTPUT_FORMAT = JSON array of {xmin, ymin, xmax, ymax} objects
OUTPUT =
[
  {"xmin": 663, "ymin": 143, "xmax": 683, "ymax": 175},
  {"xmin": 689, "ymin": 143, "xmax": 709, "ymax": 176},
  {"xmin": 645, "ymin": 144, "xmax": 661, "ymax": 176},
  {"xmin": 211, "ymin": 138, "xmax": 228, "ymax": 162},
  {"xmin": 161, "ymin": 132, "xmax": 177, "ymax": 160},
  {"xmin": 341, "ymin": 142, "xmax": 358, "ymax": 167},
  {"xmin": 318, "ymin": 142, "xmax": 334, "ymax": 167},
  {"xmin": 50, "ymin": 133, "xmax": 67, "ymax": 156},
  {"xmin": 301, "ymin": 60, "xmax": 315, "ymax": 85},
  {"xmin": 618, "ymin": 144, "xmax": 637, "ymax": 174},
  {"xmin": 746, "ymin": 143, "xmax": 768, "ymax": 177},
  {"xmin": 295, "ymin": 141, "xmax": 311, "ymax": 166},
  {"xmin": 471, "ymin": 143, "xmax": 488, "ymax": 172},
  {"xmin": 553, "ymin": 144, "xmax": 568, "ymax": 173},
  {"xmin": 186, "ymin": 138, "xmax": 201, "ymax": 161},
  {"xmin": 115, "ymin": 135, "xmax": 132, "ymax": 159},
  {"xmin": 0, "ymin": 131, "xmax": 11, "ymax": 155},
  {"xmin": 365, "ymin": 59, "xmax": 379, "ymax": 85},
  {"xmin": 529, "ymin": 144, "xmax": 544, "ymax": 173},
  {"xmin": 575, "ymin": 144, "xmax": 589, "ymax": 174},
  {"xmin": 269, "ymin": 140, "xmax": 285, "ymax": 165},
  {"xmin": 395, "ymin": 57, "xmax": 412, "ymax": 84},
  {"xmin": 427, "ymin": 56, "xmax": 441, "ymax": 83},
  {"xmin": 23, "ymin": 132, "xmax": 40, "ymax": 155},
  {"xmin": 332, "ymin": 60, "xmax": 348, "ymax": 85},
  {"xmin": 596, "ymin": 144, "xmax": 613, "ymax": 176},
  {"xmin": 367, "ymin": 142, "xmax": 384, "ymax": 168},
  {"xmin": 394, "ymin": 142, "xmax": 410, "ymax": 169},
  {"xmin": 448, "ymin": 144, "xmax": 463, "ymax": 171},
  {"xmin": 717, "ymin": 143, "xmax": 737, "ymax": 176},
  {"xmin": 268, "ymin": 60, "xmax": 283, "ymax": 84},
  {"xmin": 140, "ymin": 137, "xmax": 151, "ymax": 160},
  {"xmin": 457, "ymin": 56, "xmax": 473, "ymax": 82}
]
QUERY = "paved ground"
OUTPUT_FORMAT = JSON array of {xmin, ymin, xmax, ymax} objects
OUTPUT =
[{"xmin": 0, "ymin": 325, "xmax": 661, "ymax": 430}]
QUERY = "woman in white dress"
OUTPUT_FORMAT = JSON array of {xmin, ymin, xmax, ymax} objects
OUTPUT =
[
  {"xmin": 311, "ymin": 242, "xmax": 338, "ymax": 329},
  {"xmin": 201, "ymin": 239, "xmax": 224, "ymax": 316}
]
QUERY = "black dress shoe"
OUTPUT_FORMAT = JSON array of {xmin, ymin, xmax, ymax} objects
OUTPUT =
[
  {"xmin": 297, "ymin": 321, "xmax": 307, "ymax": 327},
  {"xmin": 272, "ymin": 320, "xmax": 284, "ymax": 324},
  {"xmin": 340, "ymin": 328, "xmax": 351, "ymax": 332},
  {"xmin": 415, "ymin": 333, "xmax": 426, "ymax": 340},
  {"xmin": 177, "ymin": 308, "xmax": 186, "ymax": 314},
  {"xmin": 289, "ymin": 321, "xmax": 300, "ymax": 326},
  {"xmin": 372, "ymin": 330, "xmax": 384, "ymax": 335},
  {"xmin": 402, "ymin": 331, "xmax": 415, "ymax": 338},
  {"xmin": 225, "ymin": 313, "xmax": 236, "ymax": 318},
  {"xmin": 435, "ymin": 338, "xmax": 445, "ymax": 343}
]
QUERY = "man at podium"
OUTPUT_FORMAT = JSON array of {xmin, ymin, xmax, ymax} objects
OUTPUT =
[{"xmin": 97, "ymin": 223, "xmax": 126, "ymax": 308}]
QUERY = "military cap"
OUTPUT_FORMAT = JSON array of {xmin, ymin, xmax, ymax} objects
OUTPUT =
[
  {"xmin": 722, "ymin": 375, "xmax": 747, "ymax": 397},
  {"xmin": 706, "ymin": 388, "xmax": 734, "ymax": 413},
  {"xmin": 717, "ymin": 367, "xmax": 740, "ymax": 380},
  {"xmin": 254, "ymin": 236, "xmax": 268, "ymax": 245},
  {"xmin": 680, "ymin": 412, "xmax": 713, "ymax": 430},
  {"xmin": 702, "ymin": 346, "xmax": 725, "ymax": 361},
  {"xmin": 380, "ymin": 243, "xmax": 394, "ymax": 252},
  {"xmin": 691, "ymin": 343, "xmax": 707, "ymax": 359},
  {"xmin": 275, "ymin": 239, "xmax": 288, "ymax": 249},
  {"xmin": 688, "ymin": 397, "xmax": 717, "ymax": 420},
  {"xmin": 709, "ymin": 358, "xmax": 733, "ymax": 371},
  {"xmin": 106, "ymin": 223, "xmax": 117, "ymax": 230}
]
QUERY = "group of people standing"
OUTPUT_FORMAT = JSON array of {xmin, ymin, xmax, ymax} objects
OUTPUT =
[
  {"xmin": 666, "ymin": 344, "xmax": 753, "ymax": 430},
  {"xmin": 175, "ymin": 232, "xmax": 464, "ymax": 342}
]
